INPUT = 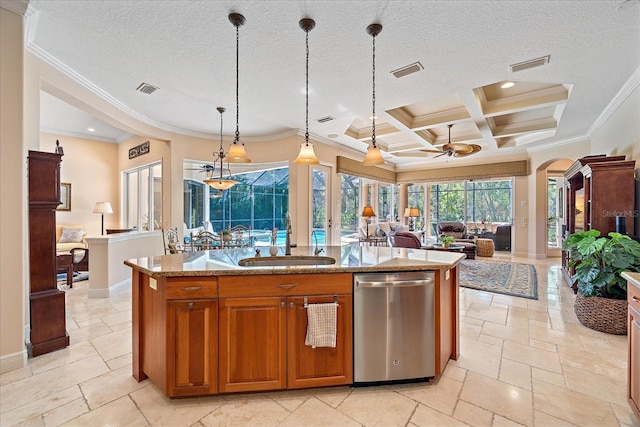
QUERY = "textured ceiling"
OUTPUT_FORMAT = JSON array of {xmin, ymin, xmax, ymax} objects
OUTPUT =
[{"xmin": 29, "ymin": 0, "xmax": 640, "ymax": 167}]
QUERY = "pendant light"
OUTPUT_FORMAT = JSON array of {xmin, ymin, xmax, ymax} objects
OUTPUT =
[
  {"xmin": 227, "ymin": 13, "xmax": 251, "ymax": 163},
  {"xmin": 204, "ymin": 107, "xmax": 239, "ymax": 191},
  {"xmin": 294, "ymin": 18, "xmax": 320, "ymax": 164},
  {"xmin": 362, "ymin": 23, "xmax": 385, "ymax": 166}
]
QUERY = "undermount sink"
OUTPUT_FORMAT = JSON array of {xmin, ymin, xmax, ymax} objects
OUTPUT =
[{"xmin": 238, "ymin": 255, "xmax": 336, "ymax": 267}]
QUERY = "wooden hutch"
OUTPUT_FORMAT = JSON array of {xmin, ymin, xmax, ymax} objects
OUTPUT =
[{"xmin": 562, "ymin": 155, "xmax": 636, "ymax": 287}]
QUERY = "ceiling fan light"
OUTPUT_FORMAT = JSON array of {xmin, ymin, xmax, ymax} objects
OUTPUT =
[
  {"xmin": 204, "ymin": 178, "xmax": 238, "ymax": 191},
  {"xmin": 294, "ymin": 142, "xmax": 319, "ymax": 164},
  {"xmin": 226, "ymin": 142, "xmax": 251, "ymax": 163},
  {"xmin": 362, "ymin": 144, "xmax": 384, "ymax": 166}
]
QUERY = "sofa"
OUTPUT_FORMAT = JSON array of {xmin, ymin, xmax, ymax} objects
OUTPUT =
[{"xmin": 56, "ymin": 224, "xmax": 88, "ymax": 253}]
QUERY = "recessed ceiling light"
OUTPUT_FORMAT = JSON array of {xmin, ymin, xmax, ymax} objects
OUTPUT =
[
  {"xmin": 501, "ymin": 81, "xmax": 515, "ymax": 89},
  {"xmin": 87, "ymin": 128, "xmax": 96, "ymax": 132},
  {"xmin": 327, "ymin": 134, "xmax": 339, "ymax": 138}
]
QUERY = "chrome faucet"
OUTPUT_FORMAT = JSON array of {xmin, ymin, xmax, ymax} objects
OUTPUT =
[
  {"xmin": 311, "ymin": 230, "xmax": 324, "ymax": 256},
  {"xmin": 285, "ymin": 215, "xmax": 292, "ymax": 255}
]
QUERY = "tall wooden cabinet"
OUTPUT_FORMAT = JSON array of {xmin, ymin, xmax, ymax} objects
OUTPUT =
[
  {"xmin": 562, "ymin": 155, "xmax": 636, "ymax": 286},
  {"xmin": 28, "ymin": 151, "xmax": 69, "ymax": 356}
]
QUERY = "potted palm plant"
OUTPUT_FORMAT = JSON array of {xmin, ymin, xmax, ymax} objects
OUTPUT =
[{"xmin": 563, "ymin": 230, "xmax": 640, "ymax": 334}]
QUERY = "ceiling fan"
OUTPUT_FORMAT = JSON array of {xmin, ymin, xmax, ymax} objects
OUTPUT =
[
  {"xmin": 396, "ymin": 124, "xmax": 482, "ymax": 159},
  {"xmin": 184, "ymin": 164, "xmax": 219, "ymax": 173}
]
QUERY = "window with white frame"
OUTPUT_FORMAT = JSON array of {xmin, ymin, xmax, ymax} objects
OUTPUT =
[{"xmin": 124, "ymin": 162, "xmax": 162, "ymax": 231}]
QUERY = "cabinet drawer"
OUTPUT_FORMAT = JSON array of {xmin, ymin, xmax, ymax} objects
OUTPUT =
[
  {"xmin": 219, "ymin": 273, "xmax": 352, "ymax": 298},
  {"xmin": 629, "ymin": 282, "xmax": 640, "ymax": 309},
  {"xmin": 166, "ymin": 277, "xmax": 218, "ymax": 299}
]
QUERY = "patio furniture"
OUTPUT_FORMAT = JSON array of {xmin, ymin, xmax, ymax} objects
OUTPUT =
[{"xmin": 163, "ymin": 227, "xmax": 187, "ymax": 254}]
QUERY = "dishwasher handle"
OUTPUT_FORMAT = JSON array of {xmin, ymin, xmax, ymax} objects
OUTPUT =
[{"xmin": 356, "ymin": 278, "xmax": 433, "ymax": 288}]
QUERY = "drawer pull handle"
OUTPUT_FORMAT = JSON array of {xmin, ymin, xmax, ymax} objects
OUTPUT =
[
  {"xmin": 280, "ymin": 301, "xmax": 285, "ymax": 308},
  {"xmin": 188, "ymin": 302, "xmax": 194, "ymax": 309},
  {"xmin": 181, "ymin": 286, "xmax": 202, "ymax": 292},
  {"xmin": 276, "ymin": 284, "xmax": 298, "ymax": 289},
  {"xmin": 633, "ymin": 296, "xmax": 640, "ymax": 302}
]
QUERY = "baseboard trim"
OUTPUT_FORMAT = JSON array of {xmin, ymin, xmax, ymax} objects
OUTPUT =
[
  {"xmin": 0, "ymin": 349, "xmax": 28, "ymax": 374},
  {"xmin": 87, "ymin": 278, "xmax": 131, "ymax": 298}
]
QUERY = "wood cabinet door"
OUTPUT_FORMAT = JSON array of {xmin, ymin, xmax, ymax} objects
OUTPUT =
[
  {"xmin": 629, "ymin": 302, "xmax": 640, "ymax": 419},
  {"xmin": 218, "ymin": 297, "xmax": 287, "ymax": 393},
  {"xmin": 166, "ymin": 300, "xmax": 217, "ymax": 397},
  {"xmin": 287, "ymin": 294, "xmax": 353, "ymax": 389}
]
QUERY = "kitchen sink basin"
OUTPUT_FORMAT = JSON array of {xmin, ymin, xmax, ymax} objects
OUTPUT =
[{"xmin": 238, "ymin": 255, "xmax": 336, "ymax": 267}]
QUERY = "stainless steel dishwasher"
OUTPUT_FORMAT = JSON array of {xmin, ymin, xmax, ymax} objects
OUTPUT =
[{"xmin": 353, "ymin": 271, "xmax": 435, "ymax": 384}]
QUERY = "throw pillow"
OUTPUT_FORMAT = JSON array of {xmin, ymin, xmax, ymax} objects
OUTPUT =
[{"xmin": 59, "ymin": 226, "xmax": 85, "ymax": 243}]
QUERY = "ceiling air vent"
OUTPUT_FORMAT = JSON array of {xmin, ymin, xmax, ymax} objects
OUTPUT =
[
  {"xmin": 136, "ymin": 82, "xmax": 159, "ymax": 95},
  {"xmin": 390, "ymin": 62, "xmax": 423, "ymax": 78},
  {"xmin": 316, "ymin": 115, "xmax": 335, "ymax": 123},
  {"xmin": 509, "ymin": 55, "xmax": 550, "ymax": 73}
]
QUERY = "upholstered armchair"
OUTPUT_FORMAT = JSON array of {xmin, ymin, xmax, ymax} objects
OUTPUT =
[
  {"xmin": 494, "ymin": 224, "xmax": 512, "ymax": 250},
  {"xmin": 435, "ymin": 221, "xmax": 477, "ymax": 259},
  {"xmin": 435, "ymin": 221, "xmax": 474, "ymax": 242},
  {"xmin": 389, "ymin": 231, "xmax": 423, "ymax": 249}
]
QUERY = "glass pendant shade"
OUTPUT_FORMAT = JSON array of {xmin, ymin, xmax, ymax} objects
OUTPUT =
[
  {"xmin": 204, "ymin": 177, "xmax": 238, "ymax": 191},
  {"xmin": 362, "ymin": 144, "xmax": 384, "ymax": 166},
  {"xmin": 295, "ymin": 142, "xmax": 319, "ymax": 164},
  {"xmin": 294, "ymin": 18, "xmax": 319, "ymax": 165},
  {"xmin": 226, "ymin": 142, "xmax": 251, "ymax": 163}
]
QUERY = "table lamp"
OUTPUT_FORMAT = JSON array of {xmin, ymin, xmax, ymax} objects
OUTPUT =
[
  {"xmin": 404, "ymin": 207, "xmax": 419, "ymax": 231},
  {"xmin": 93, "ymin": 201, "xmax": 113, "ymax": 235},
  {"xmin": 361, "ymin": 206, "xmax": 376, "ymax": 237}
]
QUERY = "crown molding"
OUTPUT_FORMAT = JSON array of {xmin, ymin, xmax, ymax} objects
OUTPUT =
[
  {"xmin": 587, "ymin": 65, "xmax": 640, "ymax": 137},
  {"xmin": 0, "ymin": 0, "xmax": 29, "ymax": 16}
]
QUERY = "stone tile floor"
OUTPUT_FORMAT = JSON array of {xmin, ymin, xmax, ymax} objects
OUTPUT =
[{"xmin": 1, "ymin": 254, "xmax": 638, "ymax": 426}]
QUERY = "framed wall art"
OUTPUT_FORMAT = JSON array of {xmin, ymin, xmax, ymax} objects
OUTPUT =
[{"xmin": 58, "ymin": 182, "xmax": 71, "ymax": 211}]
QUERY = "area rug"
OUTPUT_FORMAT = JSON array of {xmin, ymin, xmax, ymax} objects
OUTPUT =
[{"xmin": 459, "ymin": 259, "xmax": 537, "ymax": 299}]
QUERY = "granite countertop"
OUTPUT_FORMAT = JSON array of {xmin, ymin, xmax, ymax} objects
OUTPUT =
[
  {"xmin": 124, "ymin": 245, "xmax": 465, "ymax": 278},
  {"xmin": 622, "ymin": 272, "xmax": 640, "ymax": 288}
]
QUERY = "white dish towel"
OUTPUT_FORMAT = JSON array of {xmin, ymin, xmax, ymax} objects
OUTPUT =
[{"xmin": 305, "ymin": 302, "xmax": 337, "ymax": 348}]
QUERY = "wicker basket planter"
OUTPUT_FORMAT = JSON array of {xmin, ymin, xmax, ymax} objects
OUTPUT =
[{"xmin": 574, "ymin": 293, "xmax": 627, "ymax": 335}]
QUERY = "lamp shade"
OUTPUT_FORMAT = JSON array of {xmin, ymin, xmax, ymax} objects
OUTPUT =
[
  {"xmin": 361, "ymin": 206, "xmax": 376, "ymax": 218},
  {"xmin": 404, "ymin": 207, "xmax": 419, "ymax": 218},
  {"xmin": 93, "ymin": 201, "xmax": 113, "ymax": 214}
]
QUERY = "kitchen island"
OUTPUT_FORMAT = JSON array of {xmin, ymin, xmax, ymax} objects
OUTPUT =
[{"xmin": 125, "ymin": 245, "xmax": 464, "ymax": 397}]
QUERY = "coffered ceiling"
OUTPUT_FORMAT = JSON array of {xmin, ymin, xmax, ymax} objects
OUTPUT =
[{"xmin": 26, "ymin": 0, "xmax": 640, "ymax": 169}]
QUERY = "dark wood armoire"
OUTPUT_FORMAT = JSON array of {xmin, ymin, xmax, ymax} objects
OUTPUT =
[
  {"xmin": 28, "ymin": 150, "xmax": 69, "ymax": 356},
  {"xmin": 561, "ymin": 154, "xmax": 636, "ymax": 287}
]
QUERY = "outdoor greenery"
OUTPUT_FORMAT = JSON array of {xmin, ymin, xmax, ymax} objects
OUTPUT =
[
  {"xmin": 563, "ymin": 230, "xmax": 640, "ymax": 299},
  {"xmin": 429, "ymin": 180, "xmax": 512, "ymax": 229}
]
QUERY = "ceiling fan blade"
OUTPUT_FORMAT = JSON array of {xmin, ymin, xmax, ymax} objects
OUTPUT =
[
  {"xmin": 433, "ymin": 152, "xmax": 449, "ymax": 158},
  {"xmin": 448, "ymin": 143, "xmax": 474, "ymax": 154},
  {"xmin": 453, "ymin": 145, "xmax": 482, "ymax": 157},
  {"xmin": 418, "ymin": 148, "xmax": 445, "ymax": 154},
  {"xmin": 392, "ymin": 152, "xmax": 435, "ymax": 158}
]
